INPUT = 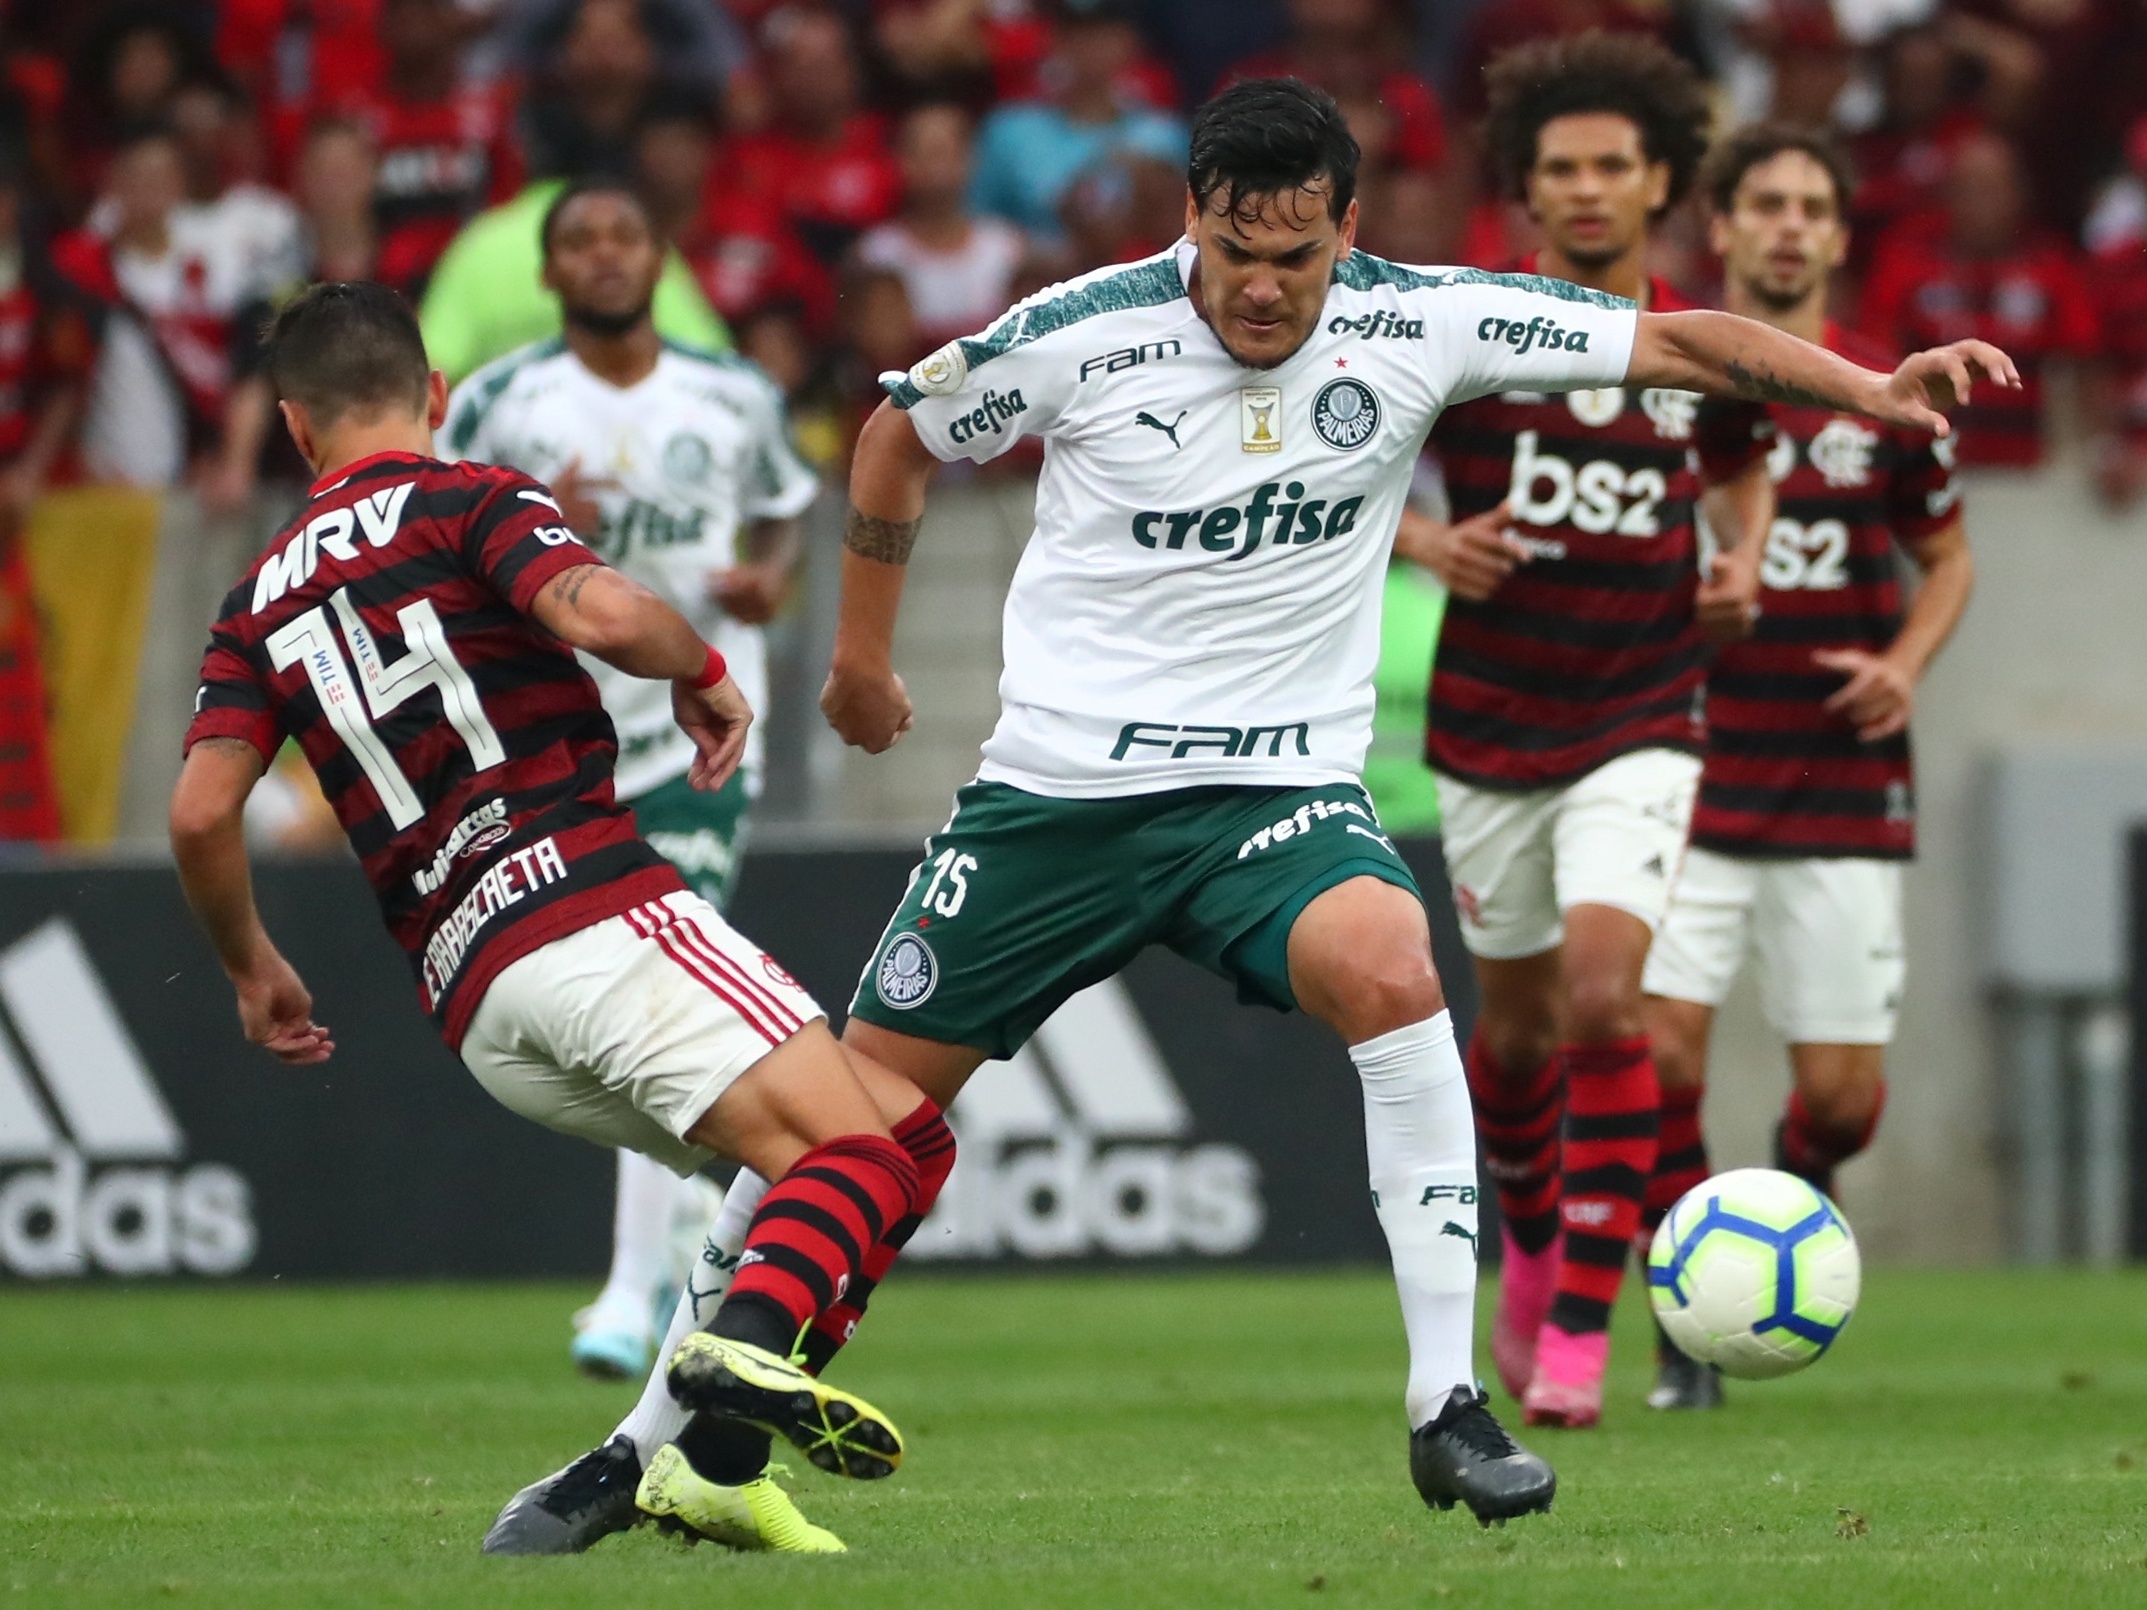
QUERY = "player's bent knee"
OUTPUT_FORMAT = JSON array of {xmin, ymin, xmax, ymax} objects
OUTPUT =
[
  {"xmin": 1563, "ymin": 969, "xmax": 1645, "ymax": 1045},
  {"xmin": 689, "ymin": 1020, "xmax": 891, "ymax": 1178}
]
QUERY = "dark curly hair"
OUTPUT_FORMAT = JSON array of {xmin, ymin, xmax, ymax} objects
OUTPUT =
[
  {"xmin": 1483, "ymin": 31, "xmax": 1712, "ymax": 212},
  {"xmin": 1702, "ymin": 121, "xmax": 1856, "ymax": 217}
]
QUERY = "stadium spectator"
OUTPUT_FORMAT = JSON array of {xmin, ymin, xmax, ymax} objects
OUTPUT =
[
  {"xmin": 1861, "ymin": 128, "xmax": 2100, "ymax": 468},
  {"xmin": 1447, "ymin": 0, "xmax": 1667, "ymax": 120},
  {"xmin": 0, "ymin": 160, "xmax": 92, "ymax": 545},
  {"xmin": 857, "ymin": 104, "xmax": 1025, "ymax": 354},
  {"xmin": 875, "ymin": 0, "xmax": 1178, "ymax": 109},
  {"xmin": 61, "ymin": 5, "xmax": 214, "ymax": 210},
  {"xmin": 634, "ymin": 93, "xmax": 835, "ymax": 337},
  {"xmin": 215, "ymin": 0, "xmax": 385, "ymax": 114},
  {"xmin": 167, "ymin": 74, "xmax": 305, "ymax": 309},
  {"xmin": 0, "ymin": 164, "xmax": 72, "ymax": 845},
  {"xmin": 2084, "ymin": 116, "xmax": 2147, "ymax": 506},
  {"xmin": 968, "ymin": 0, "xmax": 1187, "ymax": 244},
  {"xmin": 318, "ymin": 0, "xmax": 524, "ymax": 296},
  {"xmin": 53, "ymin": 125, "xmax": 273, "ymax": 498},
  {"xmin": 1847, "ymin": 24, "xmax": 1978, "ymax": 274},
  {"xmin": 725, "ymin": 9, "xmax": 901, "ymax": 264},
  {"xmin": 217, "ymin": 116, "xmax": 388, "ymax": 507},
  {"xmin": 1221, "ymin": 0, "xmax": 1447, "ymax": 179},
  {"xmin": 518, "ymin": 0, "xmax": 662, "ymax": 182}
]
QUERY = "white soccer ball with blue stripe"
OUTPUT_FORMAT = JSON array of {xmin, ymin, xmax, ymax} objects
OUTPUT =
[{"xmin": 1646, "ymin": 1168, "xmax": 1861, "ymax": 1380}]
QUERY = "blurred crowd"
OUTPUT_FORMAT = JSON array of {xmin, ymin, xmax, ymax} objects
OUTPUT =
[{"xmin": 0, "ymin": 0, "xmax": 2143, "ymax": 518}]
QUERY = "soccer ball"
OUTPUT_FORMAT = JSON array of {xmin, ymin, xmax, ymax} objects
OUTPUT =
[{"xmin": 1646, "ymin": 1168, "xmax": 1861, "ymax": 1380}]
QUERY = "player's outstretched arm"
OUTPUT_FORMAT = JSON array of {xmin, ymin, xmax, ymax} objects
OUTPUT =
[
  {"xmin": 529, "ymin": 562, "xmax": 753, "ymax": 790},
  {"xmin": 1627, "ymin": 312, "xmax": 2021, "ymax": 435},
  {"xmin": 822, "ymin": 400, "xmax": 935, "ymax": 754},
  {"xmin": 170, "ymin": 738, "xmax": 335, "ymax": 1065}
]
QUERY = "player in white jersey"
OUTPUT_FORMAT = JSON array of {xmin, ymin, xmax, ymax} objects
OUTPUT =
[
  {"xmin": 443, "ymin": 180, "xmax": 819, "ymax": 1383},
  {"xmin": 812, "ymin": 78, "xmax": 2016, "ymax": 1524}
]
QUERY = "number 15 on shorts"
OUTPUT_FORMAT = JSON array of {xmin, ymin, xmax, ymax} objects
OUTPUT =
[{"xmin": 920, "ymin": 849, "xmax": 976, "ymax": 919}]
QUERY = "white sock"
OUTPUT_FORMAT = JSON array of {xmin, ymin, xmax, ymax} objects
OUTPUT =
[
  {"xmin": 584, "ymin": 1150, "xmax": 686, "ymax": 1337},
  {"xmin": 615, "ymin": 1170, "xmax": 768, "ymax": 1465},
  {"xmin": 1352, "ymin": 1011, "xmax": 1480, "ymax": 1429}
]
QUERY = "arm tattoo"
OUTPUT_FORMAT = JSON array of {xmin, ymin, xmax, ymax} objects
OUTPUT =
[
  {"xmin": 845, "ymin": 507, "xmax": 921, "ymax": 565},
  {"xmin": 544, "ymin": 564, "xmax": 599, "ymax": 610},
  {"xmin": 1722, "ymin": 358, "xmax": 1837, "ymax": 411}
]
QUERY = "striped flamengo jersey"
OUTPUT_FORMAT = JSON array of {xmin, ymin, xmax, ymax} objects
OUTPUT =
[
  {"xmin": 184, "ymin": 450, "xmax": 685, "ymax": 1045},
  {"xmin": 1424, "ymin": 274, "xmax": 1773, "ymax": 789},
  {"xmin": 1690, "ymin": 325, "xmax": 1959, "ymax": 859}
]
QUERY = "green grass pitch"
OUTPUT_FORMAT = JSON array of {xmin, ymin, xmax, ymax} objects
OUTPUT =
[{"xmin": 3, "ymin": 1267, "xmax": 2144, "ymax": 1607}]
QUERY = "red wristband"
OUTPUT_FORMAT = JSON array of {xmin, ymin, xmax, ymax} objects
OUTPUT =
[{"xmin": 690, "ymin": 646, "xmax": 729, "ymax": 689}]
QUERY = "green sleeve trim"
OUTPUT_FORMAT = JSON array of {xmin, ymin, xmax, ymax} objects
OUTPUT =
[
  {"xmin": 1333, "ymin": 253, "xmax": 1636, "ymax": 312},
  {"xmin": 442, "ymin": 337, "xmax": 566, "ymax": 457},
  {"xmin": 882, "ymin": 254, "xmax": 1185, "ymax": 408}
]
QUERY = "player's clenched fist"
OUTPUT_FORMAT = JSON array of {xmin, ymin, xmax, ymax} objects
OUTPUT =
[
  {"xmin": 821, "ymin": 661, "xmax": 914, "ymax": 753},
  {"xmin": 1395, "ymin": 501, "xmax": 1528, "ymax": 602}
]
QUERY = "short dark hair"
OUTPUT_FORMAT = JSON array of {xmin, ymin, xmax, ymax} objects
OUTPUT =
[
  {"xmin": 539, "ymin": 175, "xmax": 654, "ymax": 257},
  {"xmin": 1484, "ymin": 31, "xmax": 1712, "ymax": 211},
  {"xmin": 264, "ymin": 280, "xmax": 430, "ymax": 424},
  {"xmin": 1188, "ymin": 78, "xmax": 1360, "ymax": 225},
  {"xmin": 1703, "ymin": 121, "xmax": 1856, "ymax": 217}
]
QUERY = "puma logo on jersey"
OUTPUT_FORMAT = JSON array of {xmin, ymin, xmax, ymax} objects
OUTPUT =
[
  {"xmin": 1130, "ymin": 482, "xmax": 1364, "ymax": 559},
  {"xmin": 1475, "ymin": 314, "xmax": 1592, "ymax": 355},
  {"xmin": 252, "ymin": 482, "xmax": 417, "ymax": 612},
  {"xmin": 1441, "ymin": 1221, "xmax": 1479, "ymax": 1258},
  {"xmin": 947, "ymin": 386, "xmax": 1028, "ymax": 445},
  {"xmin": 1135, "ymin": 410, "xmax": 1186, "ymax": 449}
]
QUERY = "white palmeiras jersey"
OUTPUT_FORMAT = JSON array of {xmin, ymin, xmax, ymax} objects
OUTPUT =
[
  {"xmin": 885, "ymin": 240, "xmax": 1639, "ymax": 798},
  {"xmin": 443, "ymin": 339, "xmax": 819, "ymax": 797}
]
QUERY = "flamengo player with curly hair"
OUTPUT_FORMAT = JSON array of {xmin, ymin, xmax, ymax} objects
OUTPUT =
[{"xmin": 1407, "ymin": 33, "xmax": 1783, "ymax": 1430}]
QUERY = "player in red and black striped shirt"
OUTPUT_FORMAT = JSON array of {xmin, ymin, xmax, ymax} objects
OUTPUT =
[
  {"xmin": 1402, "ymin": 35, "xmax": 1779, "ymax": 1429},
  {"xmin": 167, "ymin": 282, "xmax": 955, "ymax": 1554},
  {"xmin": 1641, "ymin": 126, "xmax": 1973, "ymax": 1406}
]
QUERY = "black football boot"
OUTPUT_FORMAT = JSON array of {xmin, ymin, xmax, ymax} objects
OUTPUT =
[{"xmin": 1409, "ymin": 1385, "xmax": 1557, "ymax": 1526}]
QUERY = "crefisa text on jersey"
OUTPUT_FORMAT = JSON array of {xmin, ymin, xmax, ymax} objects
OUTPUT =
[
  {"xmin": 1327, "ymin": 310, "xmax": 1425, "ymax": 340},
  {"xmin": 1475, "ymin": 314, "xmax": 1593, "ymax": 356},
  {"xmin": 945, "ymin": 387, "xmax": 1029, "ymax": 446},
  {"xmin": 1131, "ymin": 482, "xmax": 1364, "ymax": 559}
]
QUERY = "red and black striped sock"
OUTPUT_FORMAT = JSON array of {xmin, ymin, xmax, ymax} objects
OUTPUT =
[
  {"xmin": 1548, "ymin": 1037, "xmax": 1659, "ymax": 1337},
  {"xmin": 1639, "ymin": 1084, "xmax": 1709, "ymax": 1251},
  {"xmin": 1465, "ymin": 1034, "xmax": 1564, "ymax": 1255},
  {"xmin": 799, "ymin": 1099, "xmax": 957, "ymax": 1373},
  {"xmin": 714, "ymin": 1133, "xmax": 921, "ymax": 1356},
  {"xmin": 1777, "ymin": 1083, "xmax": 1884, "ymax": 1195}
]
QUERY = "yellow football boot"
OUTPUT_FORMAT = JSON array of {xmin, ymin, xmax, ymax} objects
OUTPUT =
[{"xmin": 635, "ymin": 1444, "xmax": 846, "ymax": 1553}]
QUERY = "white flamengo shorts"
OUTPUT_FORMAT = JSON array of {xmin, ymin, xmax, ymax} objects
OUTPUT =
[
  {"xmin": 1434, "ymin": 747, "xmax": 1701, "ymax": 961},
  {"xmin": 1643, "ymin": 846, "xmax": 1905, "ymax": 1045},
  {"xmin": 459, "ymin": 890, "xmax": 825, "ymax": 1176}
]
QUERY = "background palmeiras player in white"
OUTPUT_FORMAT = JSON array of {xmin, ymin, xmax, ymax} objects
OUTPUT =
[
  {"xmin": 820, "ymin": 79, "xmax": 2017, "ymax": 1523},
  {"xmin": 444, "ymin": 178, "xmax": 818, "ymax": 1381}
]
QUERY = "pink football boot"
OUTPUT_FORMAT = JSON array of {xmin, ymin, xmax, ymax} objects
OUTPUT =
[
  {"xmin": 1491, "ymin": 1226, "xmax": 1562, "ymax": 1400},
  {"xmin": 1521, "ymin": 1325, "xmax": 1608, "ymax": 1429}
]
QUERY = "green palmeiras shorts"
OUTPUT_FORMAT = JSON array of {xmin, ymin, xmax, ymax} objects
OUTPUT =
[{"xmin": 848, "ymin": 780, "xmax": 1422, "ymax": 1059}]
